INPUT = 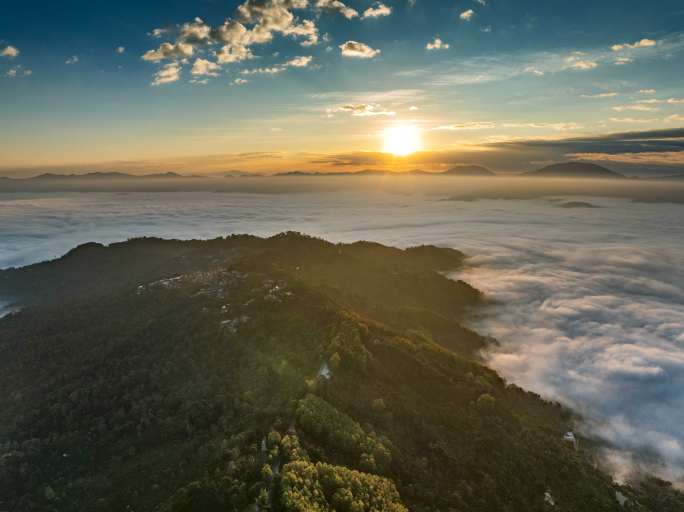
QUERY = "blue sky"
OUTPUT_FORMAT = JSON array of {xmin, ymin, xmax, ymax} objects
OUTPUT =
[{"xmin": 1, "ymin": 0, "xmax": 684, "ymax": 175}]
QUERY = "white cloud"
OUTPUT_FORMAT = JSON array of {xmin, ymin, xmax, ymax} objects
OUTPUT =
[
  {"xmin": 237, "ymin": 0, "xmax": 318, "ymax": 46},
  {"xmin": 242, "ymin": 66, "xmax": 283, "ymax": 75},
  {"xmin": 143, "ymin": 42, "xmax": 194, "ymax": 62},
  {"xmin": 665, "ymin": 114, "xmax": 684, "ymax": 122},
  {"xmin": 179, "ymin": 17, "xmax": 212, "ymax": 44},
  {"xmin": 435, "ymin": 121, "xmax": 496, "ymax": 130},
  {"xmin": 152, "ymin": 62, "xmax": 181, "ymax": 85},
  {"xmin": 65, "ymin": 55, "xmax": 79, "ymax": 65},
  {"xmin": 233, "ymin": 78, "xmax": 249, "ymax": 85},
  {"xmin": 614, "ymin": 57, "xmax": 633, "ymax": 65},
  {"xmin": 581, "ymin": 92, "xmax": 618, "ymax": 99},
  {"xmin": 1, "ymin": 45, "xmax": 19, "ymax": 58},
  {"xmin": 426, "ymin": 37, "xmax": 449, "ymax": 51},
  {"xmin": 327, "ymin": 103, "xmax": 395, "ymax": 117},
  {"xmin": 150, "ymin": 28, "xmax": 169, "ymax": 38},
  {"xmin": 409, "ymin": 105, "xmax": 419, "ymax": 111},
  {"xmin": 667, "ymin": 98, "xmax": 684, "ymax": 105},
  {"xmin": 609, "ymin": 117, "xmax": 658, "ymax": 123},
  {"xmin": 524, "ymin": 66, "xmax": 544, "ymax": 76},
  {"xmin": 460, "ymin": 9, "xmax": 475, "ymax": 21},
  {"xmin": 611, "ymin": 38, "xmax": 657, "ymax": 51},
  {"xmin": 191, "ymin": 58, "xmax": 220, "ymax": 77},
  {"xmin": 216, "ymin": 43, "xmax": 253, "ymax": 64},
  {"xmin": 116, "ymin": 46, "xmax": 126, "ymax": 54},
  {"xmin": 315, "ymin": 0, "xmax": 358, "ymax": 19},
  {"xmin": 362, "ymin": 2, "xmax": 392, "ymax": 19},
  {"xmin": 142, "ymin": 0, "xmax": 319, "ymax": 84},
  {"xmin": 4, "ymin": 64, "xmax": 31, "ymax": 78},
  {"xmin": 240, "ymin": 54, "xmax": 312, "ymax": 76},
  {"xmin": 284, "ymin": 55, "xmax": 312, "ymax": 67},
  {"xmin": 612, "ymin": 104, "xmax": 660, "ymax": 112},
  {"xmin": 639, "ymin": 89, "xmax": 656, "ymax": 94},
  {"xmin": 502, "ymin": 122, "xmax": 583, "ymax": 131},
  {"xmin": 339, "ymin": 40, "xmax": 381, "ymax": 58},
  {"xmin": 564, "ymin": 55, "xmax": 598, "ymax": 70}
]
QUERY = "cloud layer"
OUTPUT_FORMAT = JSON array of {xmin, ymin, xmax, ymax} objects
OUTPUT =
[{"xmin": 459, "ymin": 220, "xmax": 684, "ymax": 484}]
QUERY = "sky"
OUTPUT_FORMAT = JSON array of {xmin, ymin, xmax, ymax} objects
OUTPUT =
[{"xmin": 1, "ymin": 0, "xmax": 684, "ymax": 175}]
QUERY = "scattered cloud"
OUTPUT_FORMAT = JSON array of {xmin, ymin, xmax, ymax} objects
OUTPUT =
[
  {"xmin": 241, "ymin": 66, "xmax": 283, "ymax": 75},
  {"xmin": 501, "ymin": 122, "xmax": 583, "ymax": 131},
  {"xmin": 666, "ymin": 114, "xmax": 684, "ymax": 123},
  {"xmin": 233, "ymin": 78, "xmax": 249, "ymax": 85},
  {"xmin": 581, "ymin": 92, "xmax": 618, "ymax": 99},
  {"xmin": 1, "ymin": 45, "xmax": 19, "ymax": 58},
  {"xmin": 435, "ymin": 122, "xmax": 496, "ymax": 130},
  {"xmin": 65, "ymin": 55, "xmax": 79, "ymax": 65},
  {"xmin": 426, "ymin": 37, "xmax": 449, "ymax": 51},
  {"xmin": 150, "ymin": 28, "xmax": 170, "ymax": 38},
  {"xmin": 609, "ymin": 117, "xmax": 658, "ymax": 123},
  {"xmin": 5, "ymin": 65, "xmax": 32, "ymax": 78},
  {"xmin": 668, "ymin": 98, "xmax": 684, "ymax": 105},
  {"xmin": 613, "ymin": 104, "xmax": 661, "ymax": 112},
  {"xmin": 284, "ymin": 55, "xmax": 313, "ymax": 67},
  {"xmin": 327, "ymin": 103, "xmax": 395, "ymax": 117},
  {"xmin": 315, "ymin": 0, "xmax": 358, "ymax": 19},
  {"xmin": 241, "ymin": 54, "xmax": 312, "ymax": 76},
  {"xmin": 409, "ymin": 105, "xmax": 419, "ymax": 111},
  {"xmin": 142, "ymin": 1, "xmax": 319, "ymax": 85},
  {"xmin": 639, "ymin": 89, "xmax": 656, "ymax": 95},
  {"xmin": 614, "ymin": 57, "xmax": 633, "ymax": 65},
  {"xmin": 524, "ymin": 66, "xmax": 544, "ymax": 76},
  {"xmin": 362, "ymin": 2, "xmax": 392, "ymax": 19},
  {"xmin": 564, "ymin": 55, "xmax": 598, "ymax": 70},
  {"xmin": 143, "ymin": 42, "xmax": 194, "ymax": 62},
  {"xmin": 611, "ymin": 38, "xmax": 657, "ymax": 51},
  {"xmin": 191, "ymin": 58, "xmax": 220, "ymax": 77},
  {"xmin": 152, "ymin": 62, "xmax": 181, "ymax": 85},
  {"xmin": 115, "ymin": 46, "xmax": 126, "ymax": 54},
  {"xmin": 459, "ymin": 9, "xmax": 475, "ymax": 21},
  {"xmin": 339, "ymin": 40, "xmax": 381, "ymax": 58}
]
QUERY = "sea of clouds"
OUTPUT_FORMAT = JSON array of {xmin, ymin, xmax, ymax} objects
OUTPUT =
[{"xmin": 1, "ymin": 182, "xmax": 683, "ymax": 484}]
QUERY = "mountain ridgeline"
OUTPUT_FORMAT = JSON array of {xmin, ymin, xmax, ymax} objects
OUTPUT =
[
  {"xmin": 524, "ymin": 162, "xmax": 625, "ymax": 179},
  {"xmin": 0, "ymin": 233, "xmax": 681, "ymax": 512}
]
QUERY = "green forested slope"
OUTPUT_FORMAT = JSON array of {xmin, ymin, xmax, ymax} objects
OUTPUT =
[{"xmin": 0, "ymin": 233, "xmax": 680, "ymax": 511}]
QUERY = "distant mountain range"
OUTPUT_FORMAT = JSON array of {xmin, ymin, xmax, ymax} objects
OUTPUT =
[
  {"xmin": 2, "ymin": 163, "xmax": 683, "ymax": 190},
  {"xmin": 274, "ymin": 166, "xmax": 495, "ymax": 177},
  {"xmin": 524, "ymin": 162, "xmax": 625, "ymax": 179},
  {"xmin": 30, "ymin": 171, "xmax": 187, "ymax": 180}
]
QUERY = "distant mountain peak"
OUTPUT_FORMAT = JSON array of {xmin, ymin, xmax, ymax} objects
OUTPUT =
[{"xmin": 526, "ymin": 162, "xmax": 625, "ymax": 178}]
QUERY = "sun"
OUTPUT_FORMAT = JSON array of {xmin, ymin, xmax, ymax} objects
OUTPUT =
[{"xmin": 383, "ymin": 124, "xmax": 422, "ymax": 156}]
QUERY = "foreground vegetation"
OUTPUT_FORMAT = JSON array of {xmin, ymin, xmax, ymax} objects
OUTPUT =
[{"xmin": 0, "ymin": 233, "xmax": 681, "ymax": 511}]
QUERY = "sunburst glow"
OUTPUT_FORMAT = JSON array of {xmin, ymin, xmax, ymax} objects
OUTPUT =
[{"xmin": 383, "ymin": 125, "xmax": 422, "ymax": 156}]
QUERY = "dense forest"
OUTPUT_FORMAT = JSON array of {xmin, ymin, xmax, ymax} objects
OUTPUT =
[{"xmin": 0, "ymin": 232, "xmax": 682, "ymax": 511}]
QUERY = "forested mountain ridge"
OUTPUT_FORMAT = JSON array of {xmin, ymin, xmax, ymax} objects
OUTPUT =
[{"xmin": 0, "ymin": 233, "xmax": 681, "ymax": 512}]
